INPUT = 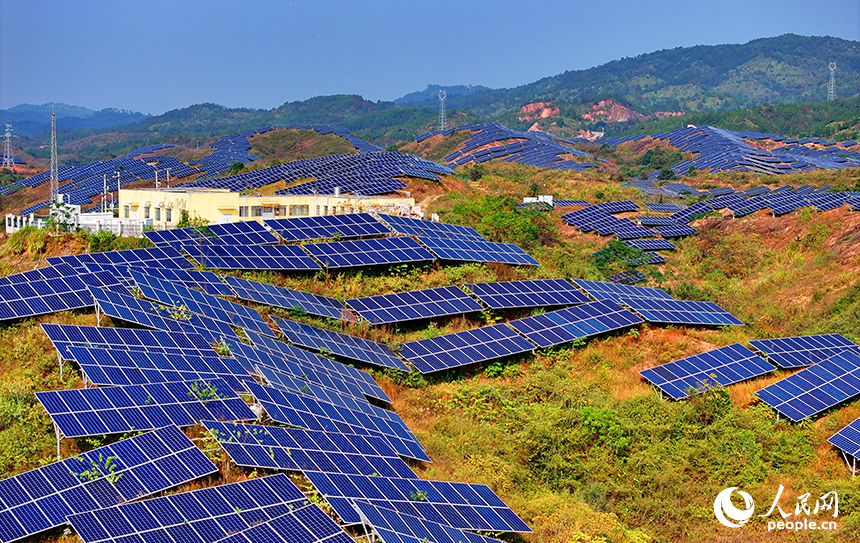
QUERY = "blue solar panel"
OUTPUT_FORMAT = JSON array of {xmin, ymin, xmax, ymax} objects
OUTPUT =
[
  {"xmin": 89, "ymin": 287, "xmax": 240, "ymax": 344},
  {"xmin": 624, "ymin": 239, "xmax": 677, "ymax": 251},
  {"xmin": 635, "ymin": 216, "xmax": 679, "ymax": 226},
  {"xmin": 303, "ymin": 237, "xmax": 436, "ymax": 269},
  {"xmin": 829, "ymin": 417, "xmax": 860, "ymax": 458},
  {"xmin": 347, "ymin": 286, "xmax": 483, "ymax": 325},
  {"xmin": 640, "ymin": 343, "xmax": 774, "ymax": 399},
  {"xmin": 305, "ymin": 472, "xmax": 532, "ymax": 533},
  {"xmin": 0, "ymin": 426, "xmax": 217, "ymax": 543},
  {"xmin": 378, "ymin": 214, "xmax": 487, "ymax": 241},
  {"xmin": 668, "ymin": 202, "xmax": 714, "ymax": 224},
  {"xmin": 265, "ymin": 213, "xmax": 390, "ymax": 242},
  {"xmin": 66, "ymin": 474, "xmax": 308, "ymax": 543},
  {"xmin": 66, "ymin": 345, "xmax": 254, "ymax": 392},
  {"xmin": 274, "ymin": 317, "xmax": 408, "ymax": 371},
  {"xmin": 80, "ymin": 263, "xmax": 234, "ymax": 297},
  {"xmin": 608, "ymin": 270, "xmax": 646, "ymax": 284},
  {"xmin": 185, "ymin": 244, "xmax": 321, "ymax": 271},
  {"xmin": 571, "ymin": 279, "xmax": 673, "ymax": 303},
  {"xmin": 47, "ymin": 246, "xmax": 192, "ymax": 272},
  {"xmin": 399, "ymin": 323, "xmax": 535, "ymax": 374},
  {"xmin": 419, "ymin": 237, "xmax": 540, "ymax": 266},
  {"xmin": 654, "ymin": 224, "xmax": 698, "ymax": 237},
  {"xmin": 246, "ymin": 382, "xmax": 429, "ymax": 462},
  {"xmin": 621, "ymin": 298, "xmax": 744, "ymax": 326},
  {"xmin": 224, "ymin": 275, "xmax": 353, "ymax": 321},
  {"xmin": 0, "ymin": 263, "xmax": 77, "ymax": 285},
  {"xmin": 464, "ymin": 279, "xmax": 590, "ymax": 309},
  {"xmin": 211, "ymin": 503, "xmax": 354, "ymax": 543},
  {"xmin": 0, "ymin": 271, "xmax": 127, "ymax": 321},
  {"xmin": 131, "ymin": 270, "xmax": 272, "ymax": 336},
  {"xmin": 508, "ymin": 300, "xmax": 643, "ymax": 348},
  {"xmin": 202, "ymin": 421, "xmax": 417, "ymax": 478},
  {"xmin": 41, "ymin": 324, "xmax": 216, "ymax": 361},
  {"xmin": 354, "ymin": 501, "xmax": 506, "ymax": 543},
  {"xmin": 644, "ymin": 203, "xmax": 683, "ymax": 213},
  {"xmin": 595, "ymin": 200, "xmax": 640, "ymax": 213},
  {"xmin": 748, "ymin": 334, "xmax": 860, "ymax": 369},
  {"xmin": 36, "ymin": 378, "xmax": 256, "ymax": 438},
  {"xmin": 757, "ymin": 350, "xmax": 860, "ymax": 422}
]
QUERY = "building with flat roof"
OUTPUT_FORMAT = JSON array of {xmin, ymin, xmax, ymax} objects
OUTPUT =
[{"xmin": 118, "ymin": 187, "xmax": 418, "ymax": 226}]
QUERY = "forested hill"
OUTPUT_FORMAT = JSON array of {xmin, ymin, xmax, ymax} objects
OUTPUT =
[{"xmin": 427, "ymin": 34, "xmax": 860, "ymax": 117}]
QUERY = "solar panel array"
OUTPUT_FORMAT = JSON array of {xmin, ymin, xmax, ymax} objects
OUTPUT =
[
  {"xmin": 639, "ymin": 343, "xmax": 775, "ymax": 399},
  {"xmin": 624, "ymin": 239, "xmax": 677, "ymax": 251},
  {"xmin": 36, "ymin": 378, "xmax": 256, "ymax": 438},
  {"xmin": 354, "ymin": 501, "xmax": 506, "ymax": 543},
  {"xmin": 224, "ymin": 275, "xmax": 352, "ymax": 321},
  {"xmin": 654, "ymin": 224, "xmax": 698, "ymax": 238},
  {"xmin": 66, "ymin": 474, "xmax": 308, "ymax": 543},
  {"xmin": 304, "ymin": 237, "xmax": 436, "ymax": 269},
  {"xmin": 305, "ymin": 472, "xmax": 532, "ymax": 532},
  {"xmin": 748, "ymin": 334, "xmax": 860, "ymax": 368},
  {"xmin": 214, "ymin": 504, "xmax": 354, "ymax": 543},
  {"xmin": 399, "ymin": 323, "xmax": 535, "ymax": 374},
  {"xmin": 571, "ymin": 279, "xmax": 674, "ymax": 303},
  {"xmin": 378, "ymin": 214, "xmax": 487, "ymax": 241},
  {"xmin": 0, "ymin": 426, "xmax": 217, "ymax": 543},
  {"xmin": 145, "ymin": 220, "xmax": 279, "ymax": 247},
  {"xmin": 47, "ymin": 246, "xmax": 192, "ymax": 273},
  {"xmin": 347, "ymin": 285, "xmax": 483, "ymax": 325},
  {"xmin": 464, "ymin": 279, "xmax": 591, "ymax": 309},
  {"xmin": 829, "ymin": 417, "xmax": 860, "ymax": 458},
  {"xmin": 41, "ymin": 324, "xmax": 215, "ymax": 360},
  {"xmin": 185, "ymin": 243, "xmax": 321, "ymax": 271},
  {"xmin": 274, "ymin": 317, "xmax": 408, "ymax": 371},
  {"xmin": 265, "ymin": 213, "xmax": 390, "ymax": 242},
  {"xmin": 419, "ymin": 237, "xmax": 541, "ymax": 266},
  {"xmin": 508, "ymin": 300, "xmax": 643, "ymax": 348},
  {"xmin": 81, "ymin": 264, "xmax": 234, "ymax": 297},
  {"xmin": 621, "ymin": 297, "xmax": 744, "ymax": 326},
  {"xmin": 202, "ymin": 421, "xmax": 417, "ymax": 479},
  {"xmin": 0, "ymin": 270, "xmax": 127, "ymax": 321},
  {"xmin": 757, "ymin": 350, "xmax": 860, "ymax": 422}
]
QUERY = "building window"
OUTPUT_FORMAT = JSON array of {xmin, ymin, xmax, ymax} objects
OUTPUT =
[
  {"xmin": 155, "ymin": 207, "xmax": 161, "ymax": 221},
  {"xmin": 124, "ymin": 205, "xmax": 129, "ymax": 218},
  {"xmin": 289, "ymin": 205, "xmax": 309, "ymax": 216},
  {"xmin": 166, "ymin": 207, "xmax": 172, "ymax": 222},
  {"xmin": 144, "ymin": 206, "xmax": 150, "ymax": 219},
  {"xmin": 252, "ymin": 206, "xmax": 263, "ymax": 217},
  {"xmin": 323, "ymin": 206, "xmax": 328, "ymax": 215},
  {"xmin": 315, "ymin": 205, "xmax": 320, "ymax": 216},
  {"xmin": 239, "ymin": 206, "xmax": 249, "ymax": 218}
]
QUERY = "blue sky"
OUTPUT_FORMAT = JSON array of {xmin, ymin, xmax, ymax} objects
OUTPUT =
[{"xmin": 1, "ymin": 0, "xmax": 858, "ymax": 115}]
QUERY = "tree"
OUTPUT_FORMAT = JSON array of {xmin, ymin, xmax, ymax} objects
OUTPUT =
[{"xmin": 658, "ymin": 168, "xmax": 677, "ymax": 181}]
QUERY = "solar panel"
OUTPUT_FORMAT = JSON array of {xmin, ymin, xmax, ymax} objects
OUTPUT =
[
  {"xmin": 0, "ymin": 271, "xmax": 127, "ymax": 321},
  {"xmin": 0, "ymin": 426, "xmax": 217, "ymax": 543},
  {"xmin": 624, "ymin": 239, "xmax": 677, "ymax": 251},
  {"xmin": 639, "ymin": 343, "xmax": 774, "ymax": 399},
  {"xmin": 637, "ymin": 251, "xmax": 667, "ymax": 265},
  {"xmin": 80, "ymin": 264, "xmax": 234, "ymax": 297},
  {"xmin": 303, "ymin": 237, "xmax": 436, "ymax": 269},
  {"xmin": 464, "ymin": 279, "xmax": 590, "ymax": 309},
  {"xmin": 89, "ymin": 287, "xmax": 240, "ymax": 344},
  {"xmin": 274, "ymin": 317, "xmax": 409, "ymax": 371},
  {"xmin": 399, "ymin": 323, "xmax": 535, "ymax": 374},
  {"xmin": 419, "ymin": 237, "xmax": 541, "ymax": 266},
  {"xmin": 748, "ymin": 334, "xmax": 859, "ymax": 369},
  {"xmin": 205, "ymin": 220, "xmax": 281, "ymax": 245},
  {"xmin": 246, "ymin": 382, "xmax": 429, "ymax": 462},
  {"xmin": 378, "ymin": 214, "xmax": 487, "ymax": 241},
  {"xmin": 41, "ymin": 324, "xmax": 216, "ymax": 361},
  {"xmin": 131, "ymin": 270, "xmax": 272, "ymax": 336},
  {"xmin": 347, "ymin": 286, "xmax": 483, "ymax": 325},
  {"xmin": 508, "ymin": 300, "xmax": 643, "ymax": 348},
  {"xmin": 224, "ymin": 275, "xmax": 353, "ymax": 321},
  {"xmin": 66, "ymin": 474, "xmax": 308, "ymax": 543},
  {"xmin": 653, "ymin": 224, "xmax": 698, "ymax": 237},
  {"xmin": 265, "ymin": 213, "xmax": 390, "ymax": 242},
  {"xmin": 595, "ymin": 200, "xmax": 640, "ymax": 213},
  {"xmin": 66, "ymin": 345, "xmax": 254, "ymax": 392},
  {"xmin": 635, "ymin": 216, "xmax": 678, "ymax": 226},
  {"xmin": 552, "ymin": 199, "xmax": 590, "ymax": 208},
  {"xmin": 644, "ymin": 203, "xmax": 683, "ymax": 213},
  {"xmin": 668, "ymin": 201, "xmax": 714, "ymax": 224},
  {"xmin": 354, "ymin": 501, "xmax": 506, "ymax": 543},
  {"xmin": 829, "ymin": 417, "xmax": 860, "ymax": 458},
  {"xmin": 202, "ymin": 421, "xmax": 417, "ymax": 478},
  {"xmin": 571, "ymin": 279, "xmax": 673, "ymax": 303},
  {"xmin": 185, "ymin": 243, "xmax": 321, "ymax": 271},
  {"xmin": 212, "ymin": 503, "xmax": 354, "ymax": 543},
  {"xmin": 757, "ymin": 350, "xmax": 860, "ymax": 422},
  {"xmin": 608, "ymin": 270, "xmax": 646, "ymax": 285},
  {"xmin": 47, "ymin": 246, "xmax": 192, "ymax": 272},
  {"xmin": 621, "ymin": 297, "xmax": 744, "ymax": 326},
  {"xmin": 305, "ymin": 472, "xmax": 532, "ymax": 532},
  {"xmin": 0, "ymin": 263, "xmax": 78, "ymax": 285},
  {"xmin": 613, "ymin": 226, "xmax": 659, "ymax": 239},
  {"xmin": 36, "ymin": 378, "xmax": 256, "ymax": 438}
]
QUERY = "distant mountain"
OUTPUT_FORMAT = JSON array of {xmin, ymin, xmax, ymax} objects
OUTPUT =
[
  {"xmin": 437, "ymin": 34, "xmax": 860, "ymax": 117},
  {"xmin": 0, "ymin": 103, "xmax": 150, "ymax": 136},
  {"xmin": 394, "ymin": 84, "xmax": 493, "ymax": 106}
]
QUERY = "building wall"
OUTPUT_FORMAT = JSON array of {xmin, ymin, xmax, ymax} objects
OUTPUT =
[{"xmin": 118, "ymin": 188, "xmax": 418, "ymax": 227}]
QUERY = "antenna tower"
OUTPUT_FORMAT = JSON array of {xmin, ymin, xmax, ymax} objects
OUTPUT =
[
  {"xmin": 50, "ymin": 111, "xmax": 59, "ymax": 203},
  {"xmin": 438, "ymin": 89, "xmax": 447, "ymax": 131},
  {"xmin": 828, "ymin": 62, "xmax": 837, "ymax": 101},
  {"xmin": 2, "ymin": 124, "xmax": 13, "ymax": 168}
]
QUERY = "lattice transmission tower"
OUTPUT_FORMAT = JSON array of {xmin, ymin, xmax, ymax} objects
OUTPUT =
[
  {"xmin": 828, "ymin": 62, "xmax": 837, "ymax": 102},
  {"xmin": 438, "ymin": 90, "xmax": 447, "ymax": 131},
  {"xmin": 50, "ymin": 111, "xmax": 59, "ymax": 203},
  {"xmin": 2, "ymin": 124, "xmax": 13, "ymax": 168}
]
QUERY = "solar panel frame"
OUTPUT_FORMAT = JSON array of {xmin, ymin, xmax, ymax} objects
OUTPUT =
[
  {"xmin": 353, "ymin": 501, "xmax": 506, "ymax": 543},
  {"xmin": 464, "ymin": 279, "xmax": 591, "ymax": 309},
  {"xmin": 184, "ymin": 243, "xmax": 322, "ymax": 271},
  {"xmin": 224, "ymin": 275, "xmax": 354, "ymax": 321},
  {"xmin": 377, "ymin": 214, "xmax": 487, "ymax": 242},
  {"xmin": 265, "ymin": 213, "xmax": 390, "ymax": 242},
  {"xmin": 508, "ymin": 300, "xmax": 643, "ymax": 348},
  {"xmin": 212, "ymin": 504, "xmax": 354, "ymax": 543},
  {"xmin": 303, "ymin": 237, "xmax": 436, "ymax": 269},
  {"xmin": 41, "ymin": 324, "xmax": 216, "ymax": 361},
  {"xmin": 347, "ymin": 285, "xmax": 483, "ymax": 325},
  {"xmin": 418, "ymin": 237, "xmax": 540, "ymax": 266},
  {"xmin": 0, "ymin": 271, "xmax": 127, "ymax": 322},
  {"xmin": 571, "ymin": 279, "xmax": 673, "ymax": 303},
  {"xmin": 639, "ymin": 343, "xmax": 775, "ymax": 399},
  {"xmin": 47, "ymin": 246, "xmax": 193, "ymax": 272},
  {"xmin": 621, "ymin": 297, "xmax": 744, "ymax": 326},
  {"xmin": 829, "ymin": 417, "xmax": 860, "ymax": 458},
  {"xmin": 748, "ymin": 334, "xmax": 860, "ymax": 369}
]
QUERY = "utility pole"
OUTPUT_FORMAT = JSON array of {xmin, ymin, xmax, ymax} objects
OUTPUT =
[
  {"xmin": 438, "ymin": 90, "xmax": 447, "ymax": 131},
  {"xmin": 50, "ymin": 109, "xmax": 59, "ymax": 203},
  {"xmin": 2, "ymin": 124, "xmax": 13, "ymax": 168},
  {"xmin": 828, "ymin": 62, "xmax": 837, "ymax": 101}
]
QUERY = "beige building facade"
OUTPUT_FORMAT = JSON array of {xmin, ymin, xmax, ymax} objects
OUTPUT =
[{"xmin": 118, "ymin": 187, "xmax": 418, "ymax": 227}]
